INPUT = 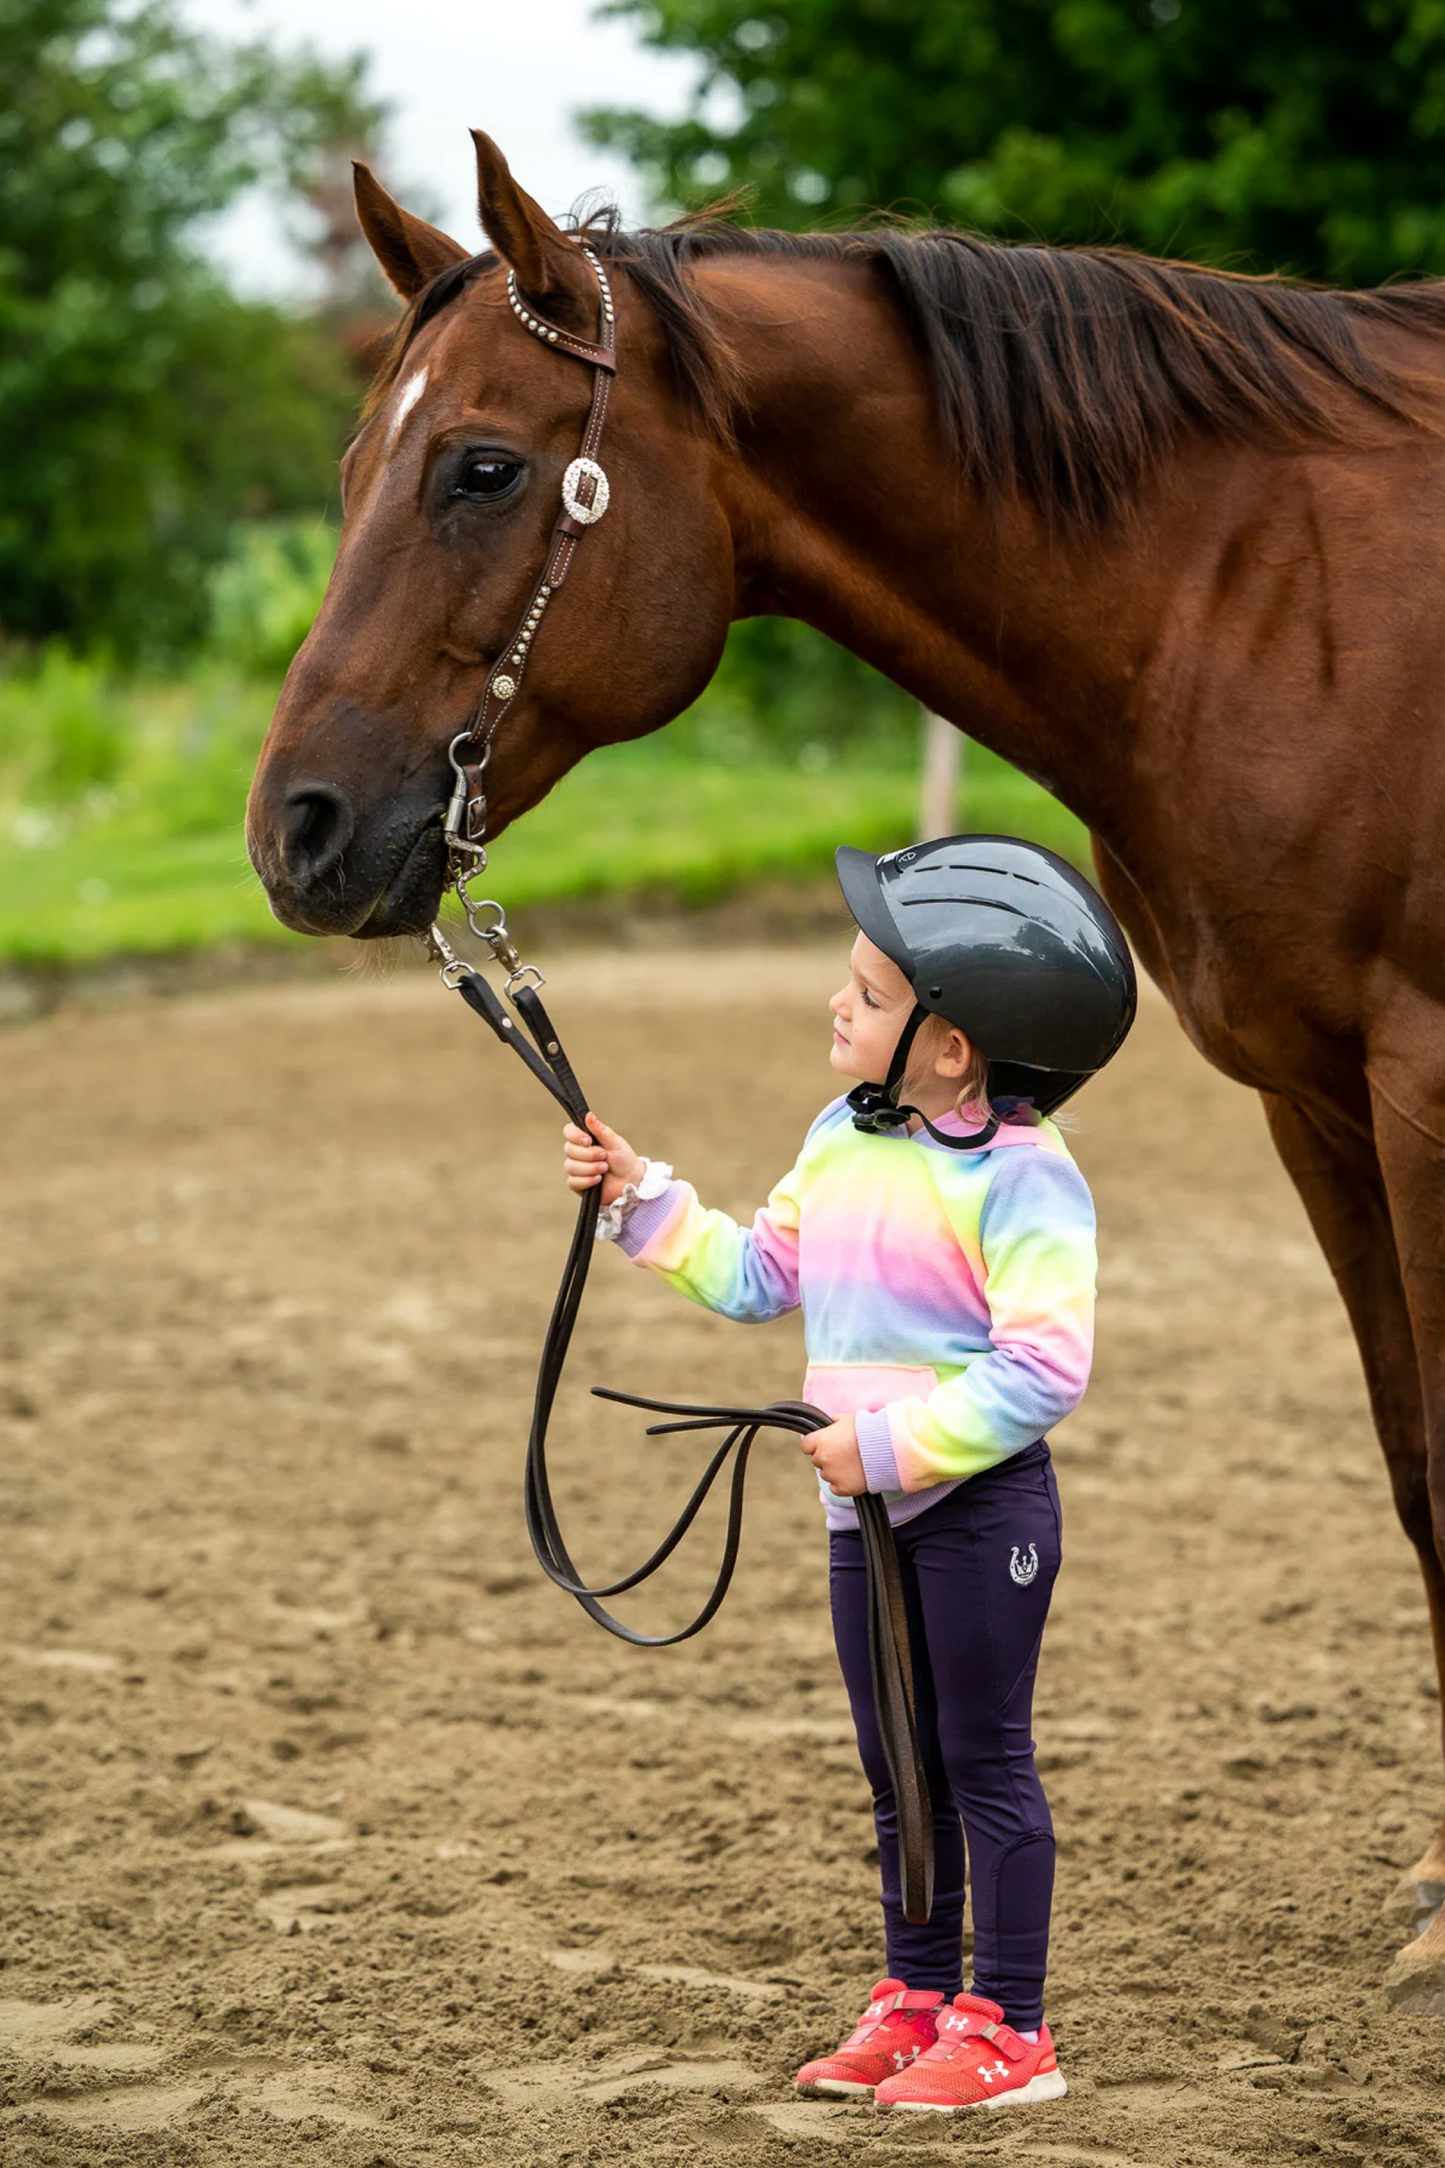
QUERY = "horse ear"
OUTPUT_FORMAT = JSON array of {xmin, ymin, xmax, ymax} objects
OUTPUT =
[
  {"xmin": 471, "ymin": 129, "xmax": 597, "ymax": 329},
  {"xmin": 353, "ymin": 162, "xmax": 471, "ymax": 300}
]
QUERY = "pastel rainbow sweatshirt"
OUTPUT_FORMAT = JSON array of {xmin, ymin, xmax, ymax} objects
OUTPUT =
[{"xmin": 614, "ymin": 1097, "xmax": 1096, "ymax": 1529}]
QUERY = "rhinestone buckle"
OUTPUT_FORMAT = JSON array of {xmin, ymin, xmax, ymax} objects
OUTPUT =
[
  {"xmin": 561, "ymin": 457, "xmax": 610, "ymax": 526},
  {"xmin": 491, "ymin": 674, "xmax": 516, "ymax": 702}
]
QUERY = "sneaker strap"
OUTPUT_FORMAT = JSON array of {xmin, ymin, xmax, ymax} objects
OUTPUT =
[
  {"xmin": 936, "ymin": 2008, "xmax": 1030, "ymax": 2061},
  {"xmin": 849, "ymin": 1985, "xmax": 942, "ymax": 2041}
]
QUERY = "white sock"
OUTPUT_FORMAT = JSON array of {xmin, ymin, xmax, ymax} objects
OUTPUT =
[{"xmin": 1018, "ymin": 2028, "xmax": 1040, "ymax": 2043}]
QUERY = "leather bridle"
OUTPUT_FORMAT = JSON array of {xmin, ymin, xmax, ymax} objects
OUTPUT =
[
  {"xmin": 418, "ymin": 242, "xmax": 938, "ymax": 1928},
  {"xmin": 430, "ymin": 244, "xmax": 618, "ymax": 975}
]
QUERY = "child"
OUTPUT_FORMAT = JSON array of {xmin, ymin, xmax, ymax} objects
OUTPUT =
[{"xmin": 561, "ymin": 837, "xmax": 1135, "ymax": 2114}]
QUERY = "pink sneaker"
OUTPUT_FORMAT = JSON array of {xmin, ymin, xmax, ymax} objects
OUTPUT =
[
  {"xmin": 795, "ymin": 1979, "xmax": 944, "ymax": 2096},
  {"xmin": 873, "ymin": 1992, "xmax": 1066, "ymax": 2113}
]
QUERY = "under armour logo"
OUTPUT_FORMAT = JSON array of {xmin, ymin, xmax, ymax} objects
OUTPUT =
[
  {"xmin": 979, "ymin": 2060, "xmax": 1010, "ymax": 2084},
  {"xmin": 890, "ymin": 2047, "xmax": 916, "ymax": 2069},
  {"xmin": 1009, "ymin": 1542, "xmax": 1039, "ymax": 1587}
]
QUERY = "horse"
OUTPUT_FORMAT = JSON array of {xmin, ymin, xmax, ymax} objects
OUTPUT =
[{"xmin": 247, "ymin": 130, "xmax": 1445, "ymax": 2006}]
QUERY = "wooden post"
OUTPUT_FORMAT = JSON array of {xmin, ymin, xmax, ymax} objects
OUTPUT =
[{"xmin": 917, "ymin": 708, "xmax": 962, "ymax": 841}]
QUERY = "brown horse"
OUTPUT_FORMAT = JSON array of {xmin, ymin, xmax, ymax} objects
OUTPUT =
[{"xmin": 248, "ymin": 132, "xmax": 1445, "ymax": 2002}]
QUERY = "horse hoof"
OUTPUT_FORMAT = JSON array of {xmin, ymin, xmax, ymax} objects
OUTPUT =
[
  {"xmin": 1380, "ymin": 1871, "xmax": 1445, "ymax": 1932},
  {"xmin": 1384, "ymin": 1907, "xmax": 1445, "ymax": 2016}
]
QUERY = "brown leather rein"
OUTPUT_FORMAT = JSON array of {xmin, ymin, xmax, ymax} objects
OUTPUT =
[{"xmin": 418, "ymin": 247, "xmax": 937, "ymax": 1927}]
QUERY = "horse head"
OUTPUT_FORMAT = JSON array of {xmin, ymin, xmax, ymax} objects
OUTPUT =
[{"xmin": 246, "ymin": 134, "xmax": 736, "ymax": 938}]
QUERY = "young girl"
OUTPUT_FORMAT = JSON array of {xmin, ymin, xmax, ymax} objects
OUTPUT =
[{"xmin": 562, "ymin": 837, "xmax": 1135, "ymax": 2115}]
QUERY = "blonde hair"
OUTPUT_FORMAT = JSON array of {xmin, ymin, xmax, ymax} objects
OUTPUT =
[{"xmin": 901, "ymin": 1012, "xmax": 992, "ymax": 1119}]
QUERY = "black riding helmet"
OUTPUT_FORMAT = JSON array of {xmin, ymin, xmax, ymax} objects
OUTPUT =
[{"xmin": 836, "ymin": 834, "xmax": 1137, "ymax": 1143}]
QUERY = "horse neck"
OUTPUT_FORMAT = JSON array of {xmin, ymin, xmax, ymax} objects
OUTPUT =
[{"xmin": 702, "ymin": 255, "xmax": 1217, "ymax": 842}]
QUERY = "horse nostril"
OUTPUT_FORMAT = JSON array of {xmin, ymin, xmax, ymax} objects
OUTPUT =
[{"xmin": 279, "ymin": 784, "xmax": 353, "ymax": 887}]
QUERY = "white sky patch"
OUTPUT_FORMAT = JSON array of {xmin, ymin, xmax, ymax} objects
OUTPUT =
[
  {"xmin": 180, "ymin": 0, "xmax": 702, "ymax": 300},
  {"xmin": 386, "ymin": 367, "xmax": 429, "ymax": 450}
]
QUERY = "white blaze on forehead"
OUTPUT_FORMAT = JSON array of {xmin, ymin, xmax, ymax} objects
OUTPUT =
[{"xmin": 385, "ymin": 366, "xmax": 429, "ymax": 449}]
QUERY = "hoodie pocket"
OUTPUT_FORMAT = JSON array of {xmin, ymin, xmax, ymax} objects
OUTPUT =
[{"xmin": 803, "ymin": 1361, "xmax": 940, "ymax": 1418}]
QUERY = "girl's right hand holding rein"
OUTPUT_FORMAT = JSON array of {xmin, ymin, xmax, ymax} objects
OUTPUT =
[{"xmin": 562, "ymin": 1112, "xmax": 647, "ymax": 1207}]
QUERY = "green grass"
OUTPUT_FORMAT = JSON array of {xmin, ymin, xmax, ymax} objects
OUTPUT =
[
  {"xmin": 483, "ymin": 736, "xmax": 1086, "ymax": 911},
  {"xmin": 0, "ymin": 652, "xmax": 1086, "ymax": 967}
]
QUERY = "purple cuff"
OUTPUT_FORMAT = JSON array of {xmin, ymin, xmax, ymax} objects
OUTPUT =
[
  {"xmin": 854, "ymin": 1408, "xmax": 903, "ymax": 1495},
  {"xmin": 616, "ymin": 1181, "xmax": 684, "ymax": 1259}
]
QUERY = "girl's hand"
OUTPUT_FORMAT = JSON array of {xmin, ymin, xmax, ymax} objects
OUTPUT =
[
  {"xmin": 800, "ymin": 1416, "xmax": 868, "ymax": 1497},
  {"xmin": 562, "ymin": 1113, "xmax": 647, "ymax": 1206}
]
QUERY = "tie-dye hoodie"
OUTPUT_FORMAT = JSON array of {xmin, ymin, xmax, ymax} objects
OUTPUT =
[{"xmin": 613, "ymin": 1097, "xmax": 1096, "ymax": 1530}]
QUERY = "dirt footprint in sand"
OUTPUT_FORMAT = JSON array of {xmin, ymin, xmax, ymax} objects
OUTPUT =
[
  {"xmin": 202, "ymin": 1795, "xmax": 355, "ymax": 1933},
  {"xmin": 550, "ymin": 1948, "xmax": 783, "ymax": 2000},
  {"xmin": 483, "ymin": 2047, "xmax": 765, "ymax": 2111},
  {"xmin": 0, "ymin": 1995, "xmax": 380, "ymax": 2138},
  {"xmin": 0, "ymin": 1996, "xmax": 164, "ymax": 2075}
]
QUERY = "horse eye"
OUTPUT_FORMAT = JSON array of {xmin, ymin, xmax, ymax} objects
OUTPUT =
[{"xmin": 456, "ymin": 455, "xmax": 522, "ymax": 500}]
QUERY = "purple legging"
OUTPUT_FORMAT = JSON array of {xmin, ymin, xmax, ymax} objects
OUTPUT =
[{"xmin": 829, "ymin": 1440, "xmax": 1061, "ymax": 2030}]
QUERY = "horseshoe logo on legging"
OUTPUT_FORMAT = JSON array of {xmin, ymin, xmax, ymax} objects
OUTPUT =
[{"xmin": 1009, "ymin": 1542, "xmax": 1039, "ymax": 1587}]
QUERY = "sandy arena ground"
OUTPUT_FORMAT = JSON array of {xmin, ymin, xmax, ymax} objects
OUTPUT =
[{"xmin": 2, "ymin": 946, "xmax": 1444, "ymax": 2168}]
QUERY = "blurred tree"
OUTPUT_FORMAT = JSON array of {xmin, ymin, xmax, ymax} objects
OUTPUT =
[
  {"xmin": 0, "ymin": 0, "xmax": 388, "ymax": 657},
  {"xmin": 585, "ymin": 0, "xmax": 1445, "ymax": 284}
]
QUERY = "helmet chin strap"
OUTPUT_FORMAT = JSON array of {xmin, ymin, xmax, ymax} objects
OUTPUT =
[{"xmin": 846, "ymin": 1003, "xmax": 1001, "ymax": 1150}]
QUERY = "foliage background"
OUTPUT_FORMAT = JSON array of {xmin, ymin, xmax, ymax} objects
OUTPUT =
[
  {"xmin": 0, "ymin": 0, "xmax": 388, "ymax": 659},
  {"xmin": 586, "ymin": 0, "xmax": 1445, "ymax": 284}
]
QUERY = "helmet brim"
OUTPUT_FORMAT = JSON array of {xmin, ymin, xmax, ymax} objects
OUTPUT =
[{"xmin": 835, "ymin": 846, "xmax": 915, "ymax": 983}]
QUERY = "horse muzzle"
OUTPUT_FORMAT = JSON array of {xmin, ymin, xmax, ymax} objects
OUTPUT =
[{"xmin": 248, "ymin": 778, "xmax": 450, "ymax": 939}]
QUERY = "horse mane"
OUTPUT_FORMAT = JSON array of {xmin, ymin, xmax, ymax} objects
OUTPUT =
[{"xmin": 369, "ymin": 209, "xmax": 1445, "ymax": 526}]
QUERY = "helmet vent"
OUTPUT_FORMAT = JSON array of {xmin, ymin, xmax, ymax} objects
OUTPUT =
[
  {"xmin": 899, "ymin": 895, "xmax": 1030, "ymax": 919},
  {"xmin": 943, "ymin": 862, "xmax": 1040, "ymax": 884}
]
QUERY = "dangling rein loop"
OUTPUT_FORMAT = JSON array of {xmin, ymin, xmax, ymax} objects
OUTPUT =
[
  {"xmin": 417, "ymin": 237, "xmax": 933, "ymax": 1920},
  {"xmin": 424, "ymin": 930, "xmax": 935, "ymax": 1924}
]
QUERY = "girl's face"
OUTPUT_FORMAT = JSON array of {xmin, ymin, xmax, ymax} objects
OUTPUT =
[
  {"xmin": 830, "ymin": 933, "xmax": 975, "ymax": 1114},
  {"xmin": 829, "ymin": 933, "xmax": 920, "ymax": 1085}
]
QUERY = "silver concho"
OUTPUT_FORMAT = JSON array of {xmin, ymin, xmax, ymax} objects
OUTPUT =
[
  {"xmin": 491, "ymin": 674, "xmax": 517, "ymax": 702},
  {"xmin": 561, "ymin": 456, "xmax": 610, "ymax": 525}
]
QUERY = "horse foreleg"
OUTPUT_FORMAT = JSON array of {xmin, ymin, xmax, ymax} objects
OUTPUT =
[
  {"xmin": 1347, "ymin": 1065, "xmax": 1445, "ymax": 2011},
  {"xmin": 1263, "ymin": 1092, "xmax": 1445, "ymax": 2004}
]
